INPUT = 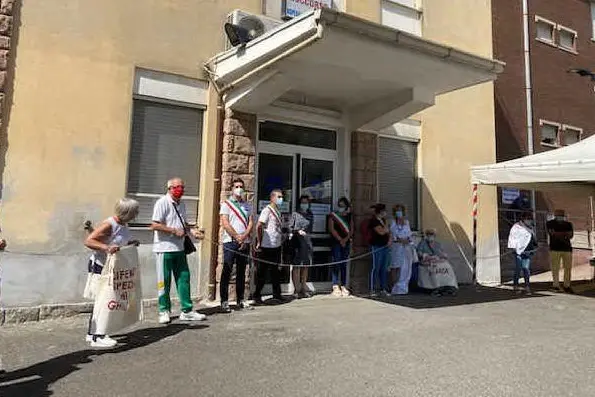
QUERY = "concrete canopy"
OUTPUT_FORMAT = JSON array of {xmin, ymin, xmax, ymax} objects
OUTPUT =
[{"xmin": 205, "ymin": 8, "xmax": 504, "ymax": 131}]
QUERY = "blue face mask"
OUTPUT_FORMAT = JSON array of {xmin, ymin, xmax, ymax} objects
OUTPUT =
[
  {"xmin": 300, "ymin": 203, "xmax": 309, "ymax": 212},
  {"xmin": 276, "ymin": 197, "xmax": 284, "ymax": 206},
  {"xmin": 395, "ymin": 211, "xmax": 403, "ymax": 218}
]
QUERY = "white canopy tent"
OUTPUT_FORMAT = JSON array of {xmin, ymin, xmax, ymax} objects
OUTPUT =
[
  {"xmin": 469, "ymin": 135, "xmax": 595, "ymax": 282},
  {"xmin": 471, "ymin": 134, "xmax": 595, "ymax": 188}
]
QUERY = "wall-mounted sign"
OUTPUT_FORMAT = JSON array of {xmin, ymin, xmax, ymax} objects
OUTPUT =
[
  {"xmin": 283, "ymin": 0, "xmax": 333, "ymax": 19},
  {"xmin": 501, "ymin": 188, "xmax": 520, "ymax": 205}
]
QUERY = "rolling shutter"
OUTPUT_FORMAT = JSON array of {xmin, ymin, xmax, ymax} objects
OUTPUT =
[
  {"xmin": 127, "ymin": 99, "xmax": 203, "ymax": 224},
  {"xmin": 377, "ymin": 137, "xmax": 418, "ymax": 230}
]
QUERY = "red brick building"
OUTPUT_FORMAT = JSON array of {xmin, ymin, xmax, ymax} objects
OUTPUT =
[{"xmin": 493, "ymin": 0, "xmax": 595, "ymax": 278}]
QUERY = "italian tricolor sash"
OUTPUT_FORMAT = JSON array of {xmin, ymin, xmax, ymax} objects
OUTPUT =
[
  {"xmin": 330, "ymin": 212, "xmax": 350, "ymax": 236},
  {"xmin": 224, "ymin": 199, "xmax": 249, "ymax": 229},
  {"xmin": 268, "ymin": 204, "xmax": 282, "ymax": 230}
]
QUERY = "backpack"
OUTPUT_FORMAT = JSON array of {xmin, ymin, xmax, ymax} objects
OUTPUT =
[{"xmin": 360, "ymin": 218, "xmax": 374, "ymax": 245}]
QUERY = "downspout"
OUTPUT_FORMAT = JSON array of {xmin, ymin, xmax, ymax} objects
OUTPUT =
[
  {"xmin": 522, "ymin": 0, "xmax": 537, "ymax": 215},
  {"xmin": 201, "ymin": 21, "xmax": 324, "ymax": 301}
]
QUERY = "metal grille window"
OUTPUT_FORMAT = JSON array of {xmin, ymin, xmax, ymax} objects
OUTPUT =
[
  {"xmin": 127, "ymin": 99, "xmax": 203, "ymax": 225},
  {"xmin": 377, "ymin": 137, "xmax": 418, "ymax": 230}
]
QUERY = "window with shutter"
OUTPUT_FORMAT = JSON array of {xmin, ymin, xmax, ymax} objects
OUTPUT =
[
  {"xmin": 377, "ymin": 137, "xmax": 418, "ymax": 230},
  {"xmin": 127, "ymin": 99, "xmax": 203, "ymax": 225}
]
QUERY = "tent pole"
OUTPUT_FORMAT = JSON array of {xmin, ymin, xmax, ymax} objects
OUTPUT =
[
  {"xmin": 590, "ymin": 196, "xmax": 595, "ymax": 257},
  {"xmin": 472, "ymin": 183, "xmax": 478, "ymax": 285}
]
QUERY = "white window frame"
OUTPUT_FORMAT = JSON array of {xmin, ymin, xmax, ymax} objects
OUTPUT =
[
  {"xmin": 535, "ymin": 15, "xmax": 557, "ymax": 47},
  {"xmin": 557, "ymin": 24, "xmax": 578, "ymax": 54},
  {"xmin": 128, "ymin": 68, "xmax": 208, "ymax": 226},
  {"xmin": 380, "ymin": 0, "xmax": 423, "ymax": 36},
  {"xmin": 539, "ymin": 119, "xmax": 562, "ymax": 148},
  {"xmin": 591, "ymin": 2, "xmax": 595, "ymax": 40},
  {"xmin": 561, "ymin": 124, "xmax": 583, "ymax": 146}
]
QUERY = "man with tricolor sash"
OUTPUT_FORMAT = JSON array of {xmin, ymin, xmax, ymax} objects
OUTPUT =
[
  {"xmin": 254, "ymin": 189, "xmax": 285, "ymax": 304},
  {"xmin": 219, "ymin": 178, "xmax": 254, "ymax": 312},
  {"xmin": 328, "ymin": 197, "xmax": 354, "ymax": 297}
]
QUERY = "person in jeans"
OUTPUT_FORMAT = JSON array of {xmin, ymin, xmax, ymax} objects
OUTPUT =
[
  {"xmin": 254, "ymin": 189, "xmax": 284, "ymax": 304},
  {"xmin": 289, "ymin": 195, "xmax": 314, "ymax": 299},
  {"xmin": 150, "ymin": 177, "xmax": 206, "ymax": 324},
  {"xmin": 546, "ymin": 209, "xmax": 574, "ymax": 293},
  {"xmin": 219, "ymin": 178, "xmax": 254, "ymax": 312},
  {"xmin": 369, "ymin": 203, "xmax": 391, "ymax": 296},
  {"xmin": 508, "ymin": 211, "xmax": 537, "ymax": 295},
  {"xmin": 328, "ymin": 197, "xmax": 354, "ymax": 297}
]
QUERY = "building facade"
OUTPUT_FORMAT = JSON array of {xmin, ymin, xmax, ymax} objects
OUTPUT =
[
  {"xmin": 493, "ymin": 0, "xmax": 595, "ymax": 278},
  {"xmin": 0, "ymin": 0, "xmax": 501, "ymax": 313}
]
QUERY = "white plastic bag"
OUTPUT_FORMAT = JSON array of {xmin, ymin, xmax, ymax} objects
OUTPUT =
[{"xmin": 90, "ymin": 246, "xmax": 143, "ymax": 336}]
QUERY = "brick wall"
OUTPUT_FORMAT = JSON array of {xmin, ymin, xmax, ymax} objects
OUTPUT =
[
  {"xmin": 217, "ymin": 110, "xmax": 257, "ymax": 302},
  {"xmin": 349, "ymin": 131, "xmax": 377, "ymax": 294},
  {"xmin": 0, "ymin": 0, "xmax": 14, "ymax": 128}
]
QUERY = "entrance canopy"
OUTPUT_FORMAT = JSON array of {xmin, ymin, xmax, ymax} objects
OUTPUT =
[
  {"xmin": 205, "ymin": 8, "xmax": 504, "ymax": 131},
  {"xmin": 470, "ymin": 135, "xmax": 595, "ymax": 189}
]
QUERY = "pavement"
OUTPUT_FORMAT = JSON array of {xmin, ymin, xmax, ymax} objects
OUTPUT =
[{"xmin": 2, "ymin": 285, "xmax": 595, "ymax": 397}]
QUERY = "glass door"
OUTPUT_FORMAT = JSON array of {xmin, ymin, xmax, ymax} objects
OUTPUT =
[{"xmin": 300, "ymin": 157, "xmax": 335, "ymax": 289}]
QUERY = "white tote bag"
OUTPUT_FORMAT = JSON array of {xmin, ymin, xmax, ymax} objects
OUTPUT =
[{"xmin": 90, "ymin": 246, "xmax": 143, "ymax": 336}]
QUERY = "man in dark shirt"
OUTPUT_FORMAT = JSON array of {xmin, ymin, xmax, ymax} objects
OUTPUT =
[{"xmin": 546, "ymin": 209, "xmax": 574, "ymax": 293}]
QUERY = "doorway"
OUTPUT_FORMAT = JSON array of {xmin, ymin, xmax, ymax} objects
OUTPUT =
[{"xmin": 256, "ymin": 121, "xmax": 338, "ymax": 294}]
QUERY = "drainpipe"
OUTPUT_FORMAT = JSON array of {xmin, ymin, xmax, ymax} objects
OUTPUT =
[{"xmin": 521, "ymin": 0, "xmax": 537, "ymax": 216}]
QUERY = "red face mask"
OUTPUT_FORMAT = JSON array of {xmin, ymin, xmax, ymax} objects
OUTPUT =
[{"xmin": 171, "ymin": 186, "xmax": 184, "ymax": 199}]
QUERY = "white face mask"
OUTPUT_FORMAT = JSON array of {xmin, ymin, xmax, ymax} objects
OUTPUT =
[
  {"xmin": 380, "ymin": 211, "xmax": 387, "ymax": 218},
  {"xmin": 300, "ymin": 203, "xmax": 309, "ymax": 212},
  {"xmin": 233, "ymin": 187, "xmax": 244, "ymax": 197}
]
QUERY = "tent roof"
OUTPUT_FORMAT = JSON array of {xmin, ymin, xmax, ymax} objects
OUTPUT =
[{"xmin": 470, "ymin": 135, "xmax": 595, "ymax": 187}]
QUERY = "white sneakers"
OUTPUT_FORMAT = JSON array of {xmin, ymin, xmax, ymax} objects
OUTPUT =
[
  {"xmin": 160, "ymin": 310, "xmax": 207, "ymax": 323},
  {"xmin": 332, "ymin": 285, "xmax": 351, "ymax": 297},
  {"xmin": 179, "ymin": 311, "xmax": 207, "ymax": 321},
  {"xmin": 88, "ymin": 335, "xmax": 117, "ymax": 348},
  {"xmin": 159, "ymin": 311, "xmax": 171, "ymax": 324}
]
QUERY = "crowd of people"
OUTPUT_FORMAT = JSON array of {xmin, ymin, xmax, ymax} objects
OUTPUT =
[{"xmin": 79, "ymin": 175, "xmax": 579, "ymax": 349}]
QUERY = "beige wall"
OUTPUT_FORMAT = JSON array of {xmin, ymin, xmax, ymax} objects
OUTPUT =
[
  {"xmin": 1, "ymin": 0, "xmax": 261, "ymax": 306},
  {"xmin": 344, "ymin": 0, "xmax": 380, "ymax": 23},
  {"xmin": 419, "ymin": 0, "xmax": 501, "ymax": 284}
]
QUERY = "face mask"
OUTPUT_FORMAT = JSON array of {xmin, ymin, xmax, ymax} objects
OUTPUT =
[
  {"xmin": 233, "ymin": 187, "xmax": 244, "ymax": 197},
  {"xmin": 300, "ymin": 203, "xmax": 309, "ymax": 212},
  {"xmin": 524, "ymin": 220, "xmax": 533, "ymax": 227},
  {"xmin": 380, "ymin": 211, "xmax": 387, "ymax": 218},
  {"xmin": 426, "ymin": 236, "xmax": 435, "ymax": 242},
  {"xmin": 170, "ymin": 186, "xmax": 184, "ymax": 200},
  {"xmin": 276, "ymin": 197, "xmax": 284, "ymax": 206},
  {"xmin": 338, "ymin": 204, "xmax": 346, "ymax": 211},
  {"xmin": 555, "ymin": 216, "xmax": 565, "ymax": 221},
  {"xmin": 395, "ymin": 211, "xmax": 403, "ymax": 218}
]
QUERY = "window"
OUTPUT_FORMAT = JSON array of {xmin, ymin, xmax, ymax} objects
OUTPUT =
[
  {"xmin": 539, "ymin": 120, "xmax": 561, "ymax": 147},
  {"xmin": 377, "ymin": 137, "xmax": 418, "ymax": 230},
  {"xmin": 591, "ymin": 2, "xmax": 595, "ymax": 39},
  {"xmin": 562, "ymin": 125, "xmax": 582, "ymax": 145},
  {"xmin": 557, "ymin": 25, "xmax": 577, "ymax": 53},
  {"xmin": 381, "ymin": 0, "xmax": 422, "ymax": 36},
  {"xmin": 259, "ymin": 121, "xmax": 337, "ymax": 149},
  {"xmin": 535, "ymin": 16, "xmax": 556, "ymax": 44},
  {"xmin": 127, "ymin": 99, "xmax": 204, "ymax": 225}
]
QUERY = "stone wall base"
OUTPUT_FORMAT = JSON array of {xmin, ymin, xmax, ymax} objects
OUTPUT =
[{"xmin": 0, "ymin": 296, "xmax": 215, "ymax": 326}]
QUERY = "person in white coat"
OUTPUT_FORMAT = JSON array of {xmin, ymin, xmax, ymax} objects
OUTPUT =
[
  {"xmin": 507, "ymin": 211, "xmax": 538, "ymax": 294},
  {"xmin": 389, "ymin": 204, "xmax": 414, "ymax": 295}
]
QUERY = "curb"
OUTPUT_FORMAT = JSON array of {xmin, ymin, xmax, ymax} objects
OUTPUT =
[{"xmin": 0, "ymin": 297, "xmax": 216, "ymax": 326}]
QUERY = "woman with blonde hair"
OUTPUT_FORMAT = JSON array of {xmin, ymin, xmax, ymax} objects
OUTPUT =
[
  {"xmin": 389, "ymin": 204, "xmax": 414, "ymax": 295},
  {"xmin": 84, "ymin": 198, "xmax": 140, "ymax": 348}
]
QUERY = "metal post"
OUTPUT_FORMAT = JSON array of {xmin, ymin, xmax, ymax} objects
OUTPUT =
[{"xmin": 472, "ymin": 183, "xmax": 478, "ymax": 285}]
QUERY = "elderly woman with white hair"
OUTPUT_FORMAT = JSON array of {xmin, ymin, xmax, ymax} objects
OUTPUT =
[
  {"xmin": 416, "ymin": 229, "xmax": 458, "ymax": 297},
  {"xmin": 84, "ymin": 198, "xmax": 140, "ymax": 348}
]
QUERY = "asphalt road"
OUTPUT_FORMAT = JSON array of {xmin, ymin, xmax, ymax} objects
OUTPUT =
[{"xmin": 2, "ymin": 285, "xmax": 595, "ymax": 397}]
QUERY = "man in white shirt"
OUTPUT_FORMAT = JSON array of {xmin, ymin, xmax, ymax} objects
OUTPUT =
[
  {"xmin": 150, "ymin": 177, "xmax": 206, "ymax": 324},
  {"xmin": 219, "ymin": 178, "xmax": 254, "ymax": 313},
  {"xmin": 254, "ymin": 189, "xmax": 284, "ymax": 304}
]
